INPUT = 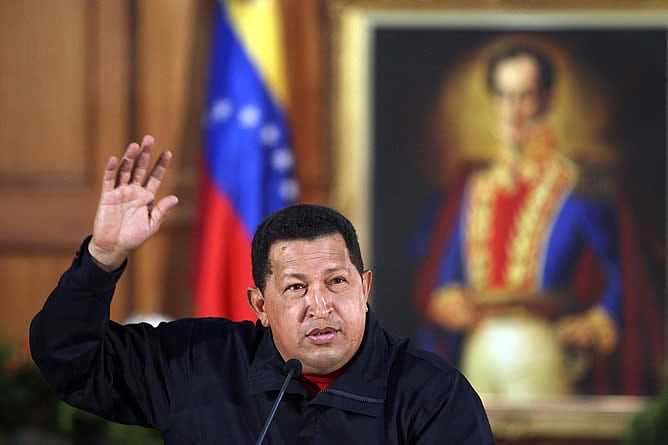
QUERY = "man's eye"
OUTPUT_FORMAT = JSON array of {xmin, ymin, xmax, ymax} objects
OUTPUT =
[
  {"xmin": 330, "ymin": 277, "xmax": 346, "ymax": 285},
  {"xmin": 286, "ymin": 284, "xmax": 305, "ymax": 292}
]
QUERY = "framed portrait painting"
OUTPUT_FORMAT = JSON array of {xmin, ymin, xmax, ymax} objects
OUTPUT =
[{"xmin": 328, "ymin": 0, "xmax": 667, "ymax": 440}]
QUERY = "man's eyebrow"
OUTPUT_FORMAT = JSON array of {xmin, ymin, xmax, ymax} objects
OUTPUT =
[
  {"xmin": 280, "ymin": 266, "xmax": 349, "ymax": 280},
  {"xmin": 281, "ymin": 272, "xmax": 308, "ymax": 280},
  {"xmin": 324, "ymin": 266, "xmax": 350, "ymax": 275}
]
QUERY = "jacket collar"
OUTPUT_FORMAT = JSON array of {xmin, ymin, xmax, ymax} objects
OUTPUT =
[{"xmin": 247, "ymin": 308, "xmax": 389, "ymax": 416}]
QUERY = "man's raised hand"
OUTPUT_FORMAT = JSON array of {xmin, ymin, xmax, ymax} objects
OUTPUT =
[{"xmin": 88, "ymin": 135, "xmax": 179, "ymax": 271}]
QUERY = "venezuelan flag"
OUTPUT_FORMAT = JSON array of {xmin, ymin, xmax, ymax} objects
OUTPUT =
[{"xmin": 193, "ymin": 0, "xmax": 298, "ymax": 320}]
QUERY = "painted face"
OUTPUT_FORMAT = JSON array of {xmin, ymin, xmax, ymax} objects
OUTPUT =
[
  {"xmin": 492, "ymin": 54, "xmax": 549, "ymax": 147},
  {"xmin": 248, "ymin": 233, "xmax": 372, "ymax": 375}
]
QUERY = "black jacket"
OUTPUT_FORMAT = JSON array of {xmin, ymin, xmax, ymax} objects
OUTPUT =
[{"xmin": 30, "ymin": 238, "xmax": 495, "ymax": 444}]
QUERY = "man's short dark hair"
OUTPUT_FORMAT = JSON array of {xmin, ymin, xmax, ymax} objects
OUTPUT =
[
  {"xmin": 486, "ymin": 44, "xmax": 555, "ymax": 94},
  {"xmin": 251, "ymin": 204, "xmax": 364, "ymax": 291}
]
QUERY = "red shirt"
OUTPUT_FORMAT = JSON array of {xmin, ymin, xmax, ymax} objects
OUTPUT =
[{"xmin": 299, "ymin": 369, "xmax": 343, "ymax": 396}]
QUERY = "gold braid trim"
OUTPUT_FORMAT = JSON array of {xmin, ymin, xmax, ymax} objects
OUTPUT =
[{"xmin": 464, "ymin": 153, "xmax": 577, "ymax": 297}]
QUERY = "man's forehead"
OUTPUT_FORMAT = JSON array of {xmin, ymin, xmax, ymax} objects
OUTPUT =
[
  {"xmin": 498, "ymin": 53, "xmax": 539, "ymax": 69},
  {"xmin": 494, "ymin": 57, "xmax": 541, "ymax": 91},
  {"xmin": 268, "ymin": 234, "xmax": 350, "ymax": 265},
  {"xmin": 496, "ymin": 56, "xmax": 539, "ymax": 78}
]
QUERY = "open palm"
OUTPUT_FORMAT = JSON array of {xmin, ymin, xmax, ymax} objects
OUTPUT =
[{"xmin": 89, "ymin": 135, "xmax": 179, "ymax": 270}]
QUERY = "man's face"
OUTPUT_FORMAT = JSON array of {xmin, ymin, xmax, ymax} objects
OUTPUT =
[
  {"xmin": 248, "ymin": 233, "xmax": 372, "ymax": 375},
  {"xmin": 492, "ymin": 54, "xmax": 549, "ymax": 146}
]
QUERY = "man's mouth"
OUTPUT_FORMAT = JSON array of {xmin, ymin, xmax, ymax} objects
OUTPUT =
[{"xmin": 306, "ymin": 327, "xmax": 337, "ymax": 345}]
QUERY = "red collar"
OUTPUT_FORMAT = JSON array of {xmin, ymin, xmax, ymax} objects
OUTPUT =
[{"xmin": 299, "ymin": 369, "xmax": 343, "ymax": 395}]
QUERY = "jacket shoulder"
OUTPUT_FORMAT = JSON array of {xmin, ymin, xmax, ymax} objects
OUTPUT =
[
  {"xmin": 386, "ymin": 335, "xmax": 464, "ymax": 390},
  {"xmin": 384, "ymin": 337, "xmax": 493, "ymax": 442}
]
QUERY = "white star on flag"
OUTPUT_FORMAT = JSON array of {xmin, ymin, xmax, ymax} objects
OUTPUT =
[
  {"xmin": 272, "ymin": 147, "xmax": 294, "ymax": 172},
  {"xmin": 209, "ymin": 98, "xmax": 233, "ymax": 124},
  {"xmin": 238, "ymin": 105, "xmax": 261, "ymax": 127},
  {"xmin": 279, "ymin": 178, "xmax": 299, "ymax": 201},
  {"xmin": 260, "ymin": 123, "xmax": 281, "ymax": 145}
]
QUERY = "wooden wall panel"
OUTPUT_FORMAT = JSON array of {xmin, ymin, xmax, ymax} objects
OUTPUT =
[
  {"xmin": 0, "ymin": 0, "xmax": 131, "ymax": 346},
  {"xmin": 282, "ymin": 0, "xmax": 329, "ymax": 205},
  {"xmin": 131, "ymin": 0, "xmax": 199, "ymax": 317},
  {"xmin": 0, "ymin": 252, "xmax": 130, "ymax": 349},
  {"xmin": 0, "ymin": 254, "xmax": 73, "ymax": 348},
  {"xmin": 0, "ymin": 1, "xmax": 88, "ymax": 179}
]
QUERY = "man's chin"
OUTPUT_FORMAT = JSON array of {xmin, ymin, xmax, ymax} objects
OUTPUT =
[{"xmin": 300, "ymin": 351, "xmax": 347, "ymax": 375}]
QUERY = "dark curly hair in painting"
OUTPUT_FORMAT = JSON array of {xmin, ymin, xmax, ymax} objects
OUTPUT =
[
  {"xmin": 251, "ymin": 204, "xmax": 365, "ymax": 291},
  {"xmin": 486, "ymin": 44, "xmax": 556, "ymax": 94}
]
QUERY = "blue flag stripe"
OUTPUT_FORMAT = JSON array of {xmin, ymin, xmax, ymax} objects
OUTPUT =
[{"xmin": 204, "ymin": 2, "xmax": 296, "ymax": 234}]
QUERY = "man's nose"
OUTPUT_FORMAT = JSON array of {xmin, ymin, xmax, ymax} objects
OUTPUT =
[
  {"xmin": 306, "ymin": 290, "xmax": 332, "ymax": 318},
  {"xmin": 501, "ymin": 93, "xmax": 521, "ymax": 115}
]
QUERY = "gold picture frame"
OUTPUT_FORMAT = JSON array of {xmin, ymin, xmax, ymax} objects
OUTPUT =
[{"xmin": 328, "ymin": 0, "xmax": 667, "ymax": 440}]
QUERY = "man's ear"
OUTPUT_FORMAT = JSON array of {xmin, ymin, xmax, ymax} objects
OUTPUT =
[
  {"xmin": 247, "ymin": 287, "xmax": 269, "ymax": 327},
  {"xmin": 361, "ymin": 270, "xmax": 372, "ymax": 307}
]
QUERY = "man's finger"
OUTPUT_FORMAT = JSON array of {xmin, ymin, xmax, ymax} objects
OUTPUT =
[
  {"xmin": 130, "ymin": 136, "xmax": 155, "ymax": 185},
  {"xmin": 116, "ymin": 142, "xmax": 141, "ymax": 187},
  {"xmin": 149, "ymin": 195, "xmax": 179, "ymax": 228},
  {"xmin": 145, "ymin": 151, "xmax": 173, "ymax": 195},
  {"xmin": 102, "ymin": 156, "xmax": 119, "ymax": 193}
]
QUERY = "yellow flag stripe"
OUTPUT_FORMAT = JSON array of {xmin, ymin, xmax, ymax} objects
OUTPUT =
[{"xmin": 223, "ymin": 0, "xmax": 289, "ymax": 107}]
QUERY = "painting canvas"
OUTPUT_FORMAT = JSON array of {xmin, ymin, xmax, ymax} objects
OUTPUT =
[{"xmin": 330, "ymin": 3, "xmax": 666, "ymax": 415}]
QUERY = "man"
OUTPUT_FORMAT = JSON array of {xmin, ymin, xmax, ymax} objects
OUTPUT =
[
  {"xmin": 419, "ymin": 44, "xmax": 623, "ymax": 397},
  {"xmin": 30, "ymin": 136, "xmax": 495, "ymax": 444}
]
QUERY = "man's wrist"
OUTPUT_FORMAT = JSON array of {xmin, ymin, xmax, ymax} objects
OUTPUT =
[{"xmin": 87, "ymin": 239, "xmax": 127, "ymax": 272}]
